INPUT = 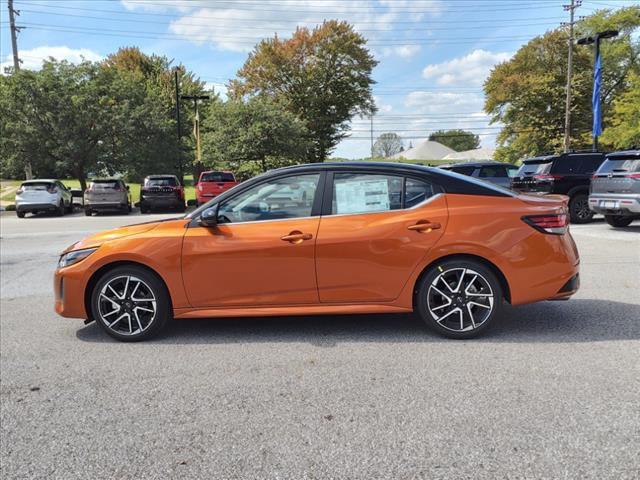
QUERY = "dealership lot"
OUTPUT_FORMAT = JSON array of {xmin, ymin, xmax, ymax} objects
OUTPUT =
[{"xmin": 1, "ymin": 212, "xmax": 638, "ymax": 479}]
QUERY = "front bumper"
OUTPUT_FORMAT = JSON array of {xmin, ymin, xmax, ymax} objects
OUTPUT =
[
  {"xmin": 54, "ymin": 264, "xmax": 89, "ymax": 319},
  {"xmin": 588, "ymin": 194, "xmax": 640, "ymax": 215}
]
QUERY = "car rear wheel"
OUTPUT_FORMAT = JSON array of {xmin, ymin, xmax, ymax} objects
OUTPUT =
[
  {"xmin": 416, "ymin": 259, "xmax": 502, "ymax": 339},
  {"xmin": 84, "ymin": 208, "xmax": 92, "ymax": 216},
  {"xmin": 57, "ymin": 201, "xmax": 65, "ymax": 216},
  {"xmin": 569, "ymin": 193, "xmax": 593, "ymax": 224},
  {"xmin": 16, "ymin": 210, "xmax": 25, "ymax": 218},
  {"xmin": 91, "ymin": 266, "xmax": 171, "ymax": 342},
  {"xmin": 604, "ymin": 215, "xmax": 633, "ymax": 228}
]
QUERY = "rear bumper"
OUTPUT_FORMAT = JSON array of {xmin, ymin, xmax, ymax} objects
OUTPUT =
[
  {"xmin": 588, "ymin": 194, "xmax": 640, "ymax": 215},
  {"xmin": 140, "ymin": 197, "xmax": 184, "ymax": 208},
  {"xmin": 86, "ymin": 202, "xmax": 127, "ymax": 211},
  {"xmin": 16, "ymin": 202, "xmax": 58, "ymax": 212}
]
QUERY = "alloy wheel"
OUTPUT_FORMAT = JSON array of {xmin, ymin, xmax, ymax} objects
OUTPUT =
[
  {"xmin": 426, "ymin": 268, "xmax": 494, "ymax": 332},
  {"xmin": 97, "ymin": 275, "xmax": 157, "ymax": 335},
  {"xmin": 573, "ymin": 198, "xmax": 591, "ymax": 221}
]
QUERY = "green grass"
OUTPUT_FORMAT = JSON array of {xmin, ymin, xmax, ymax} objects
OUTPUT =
[{"xmin": 1, "ymin": 176, "xmax": 197, "ymax": 205}]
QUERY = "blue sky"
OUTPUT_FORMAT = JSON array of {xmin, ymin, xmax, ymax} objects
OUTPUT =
[{"xmin": 1, "ymin": 0, "xmax": 633, "ymax": 158}]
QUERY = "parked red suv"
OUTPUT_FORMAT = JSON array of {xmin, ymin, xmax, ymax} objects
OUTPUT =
[{"xmin": 196, "ymin": 171, "xmax": 238, "ymax": 206}]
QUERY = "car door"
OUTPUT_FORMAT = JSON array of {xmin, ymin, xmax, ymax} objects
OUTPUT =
[
  {"xmin": 315, "ymin": 171, "xmax": 448, "ymax": 303},
  {"xmin": 182, "ymin": 172, "xmax": 323, "ymax": 308}
]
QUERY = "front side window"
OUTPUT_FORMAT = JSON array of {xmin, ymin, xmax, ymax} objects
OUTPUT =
[
  {"xmin": 217, "ymin": 174, "xmax": 320, "ymax": 224},
  {"xmin": 332, "ymin": 173, "xmax": 403, "ymax": 215}
]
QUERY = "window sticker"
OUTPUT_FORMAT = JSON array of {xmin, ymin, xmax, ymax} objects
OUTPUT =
[{"xmin": 335, "ymin": 179, "xmax": 390, "ymax": 214}]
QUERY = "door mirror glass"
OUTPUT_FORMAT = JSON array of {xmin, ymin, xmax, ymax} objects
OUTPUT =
[{"xmin": 199, "ymin": 206, "xmax": 218, "ymax": 227}]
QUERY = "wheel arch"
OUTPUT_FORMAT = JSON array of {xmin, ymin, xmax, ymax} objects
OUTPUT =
[
  {"xmin": 84, "ymin": 260, "xmax": 173, "ymax": 321},
  {"xmin": 412, "ymin": 253, "xmax": 512, "ymax": 306},
  {"xmin": 567, "ymin": 185, "xmax": 589, "ymax": 198}
]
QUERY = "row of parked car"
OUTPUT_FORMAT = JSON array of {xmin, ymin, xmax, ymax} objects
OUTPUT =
[
  {"xmin": 13, "ymin": 171, "xmax": 239, "ymax": 218},
  {"xmin": 439, "ymin": 149, "xmax": 640, "ymax": 227}
]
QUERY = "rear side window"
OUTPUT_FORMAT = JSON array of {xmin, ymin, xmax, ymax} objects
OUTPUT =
[
  {"xmin": 146, "ymin": 177, "xmax": 178, "ymax": 187},
  {"xmin": 451, "ymin": 166, "xmax": 475, "ymax": 176},
  {"xmin": 332, "ymin": 173, "xmax": 403, "ymax": 214},
  {"xmin": 597, "ymin": 158, "xmax": 640, "ymax": 174},
  {"xmin": 479, "ymin": 166, "xmax": 508, "ymax": 178},
  {"xmin": 200, "ymin": 172, "xmax": 235, "ymax": 182}
]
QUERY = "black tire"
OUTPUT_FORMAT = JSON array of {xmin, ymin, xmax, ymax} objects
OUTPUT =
[
  {"xmin": 90, "ymin": 265, "xmax": 171, "ymax": 342},
  {"xmin": 84, "ymin": 208, "xmax": 92, "ymax": 216},
  {"xmin": 57, "ymin": 201, "xmax": 65, "ymax": 216},
  {"xmin": 121, "ymin": 205, "xmax": 130, "ymax": 215},
  {"xmin": 128, "ymin": 203, "xmax": 132, "ymax": 213},
  {"xmin": 178, "ymin": 203, "xmax": 186, "ymax": 213},
  {"xmin": 569, "ymin": 193, "xmax": 593, "ymax": 224},
  {"xmin": 416, "ymin": 258, "xmax": 503, "ymax": 339},
  {"xmin": 140, "ymin": 205, "xmax": 149, "ymax": 214},
  {"xmin": 16, "ymin": 210, "xmax": 25, "ymax": 218},
  {"xmin": 604, "ymin": 215, "xmax": 633, "ymax": 228}
]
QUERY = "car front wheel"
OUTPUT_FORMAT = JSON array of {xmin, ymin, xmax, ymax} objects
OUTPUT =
[
  {"xmin": 91, "ymin": 266, "xmax": 171, "ymax": 342},
  {"xmin": 416, "ymin": 259, "xmax": 502, "ymax": 339},
  {"xmin": 604, "ymin": 215, "xmax": 633, "ymax": 228},
  {"xmin": 569, "ymin": 193, "xmax": 593, "ymax": 224}
]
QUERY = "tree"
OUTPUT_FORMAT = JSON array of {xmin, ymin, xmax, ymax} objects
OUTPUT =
[
  {"xmin": 0, "ymin": 60, "xmax": 171, "ymax": 189},
  {"xmin": 230, "ymin": 20, "xmax": 378, "ymax": 162},
  {"xmin": 484, "ymin": 6, "xmax": 640, "ymax": 162},
  {"xmin": 428, "ymin": 129, "xmax": 480, "ymax": 152},
  {"xmin": 201, "ymin": 97, "xmax": 311, "ymax": 178},
  {"xmin": 372, "ymin": 133, "xmax": 404, "ymax": 158},
  {"xmin": 600, "ymin": 72, "xmax": 640, "ymax": 149}
]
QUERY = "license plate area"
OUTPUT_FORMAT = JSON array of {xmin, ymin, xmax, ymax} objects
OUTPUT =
[{"xmin": 601, "ymin": 200, "xmax": 619, "ymax": 209}]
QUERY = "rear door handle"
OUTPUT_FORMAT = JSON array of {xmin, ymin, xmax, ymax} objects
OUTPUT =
[
  {"xmin": 407, "ymin": 221, "xmax": 441, "ymax": 232},
  {"xmin": 281, "ymin": 231, "xmax": 313, "ymax": 243}
]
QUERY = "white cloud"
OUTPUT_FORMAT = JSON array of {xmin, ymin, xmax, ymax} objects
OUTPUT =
[
  {"xmin": 1, "ymin": 46, "xmax": 103, "ymax": 73},
  {"xmin": 381, "ymin": 45, "xmax": 421, "ymax": 59},
  {"xmin": 404, "ymin": 91, "xmax": 484, "ymax": 113},
  {"xmin": 166, "ymin": 1, "xmax": 443, "ymax": 53},
  {"xmin": 422, "ymin": 49, "xmax": 511, "ymax": 87},
  {"xmin": 204, "ymin": 82, "xmax": 228, "ymax": 100},
  {"xmin": 120, "ymin": 0, "xmax": 194, "ymax": 12}
]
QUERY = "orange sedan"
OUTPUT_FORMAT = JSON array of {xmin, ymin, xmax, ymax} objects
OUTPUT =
[{"xmin": 54, "ymin": 163, "xmax": 580, "ymax": 341}]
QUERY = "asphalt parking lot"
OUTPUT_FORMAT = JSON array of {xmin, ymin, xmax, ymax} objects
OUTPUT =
[{"xmin": 1, "ymin": 209, "xmax": 639, "ymax": 479}]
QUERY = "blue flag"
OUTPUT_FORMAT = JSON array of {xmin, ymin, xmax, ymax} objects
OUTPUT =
[{"xmin": 592, "ymin": 51, "xmax": 602, "ymax": 137}]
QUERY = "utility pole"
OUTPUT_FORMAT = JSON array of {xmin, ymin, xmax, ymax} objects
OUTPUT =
[
  {"xmin": 181, "ymin": 94, "xmax": 210, "ymax": 179},
  {"xmin": 173, "ymin": 68, "xmax": 183, "ymax": 182},
  {"xmin": 562, "ymin": 0, "xmax": 581, "ymax": 153},
  {"xmin": 7, "ymin": 0, "xmax": 21, "ymax": 72},
  {"xmin": 370, "ymin": 115, "xmax": 374, "ymax": 159}
]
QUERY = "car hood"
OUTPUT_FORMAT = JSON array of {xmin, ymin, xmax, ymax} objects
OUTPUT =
[{"xmin": 64, "ymin": 220, "xmax": 166, "ymax": 253}]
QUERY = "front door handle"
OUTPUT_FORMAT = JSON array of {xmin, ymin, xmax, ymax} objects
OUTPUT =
[
  {"xmin": 407, "ymin": 221, "xmax": 441, "ymax": 232},
  {"xmin": 281, "ymin": 231, "xmax": 313, "ymax": 243}
]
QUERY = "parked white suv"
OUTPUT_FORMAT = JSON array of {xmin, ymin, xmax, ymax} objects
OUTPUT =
[{"xmin": 15, "ymin": 180, "xmax": 73, "ymax": 218}]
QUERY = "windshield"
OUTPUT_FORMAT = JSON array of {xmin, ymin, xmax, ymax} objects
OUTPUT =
[
  {"xmin": 200, "ymin": 172, "xmax": 235, "ymax": 182},
  {"xmin": 145, "ymin": 177, "xmax": 178, "ymax": 187},
  {"xmin": 596, "ymin": 158, "xmax": 640, "ymax": 174},
  {"xmin": 517, "ymin": 162, "xmax": 551, "ymax": 176}
]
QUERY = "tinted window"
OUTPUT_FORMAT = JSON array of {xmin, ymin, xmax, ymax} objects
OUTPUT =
[
  {"xmin": 506, "ymin": 165, "xmax": 519, "ymax": 178},
  {"xmin": 217, "ymin": 174, "xmax": 319, "ymax": 223},
  {"xmin": 89, "ymin": 180, "xmax": 120, "ymax": 190},
  {"xmin": 201, "ymin": 172, "xmax": 235, "ymax": 182},
  {"xmin": 517, "ymin": 162, "xmax": 551, "ymax": 176},
  {"xmin": 597, "ymin": 158, "xmax": 640, "ymax": 174},
  {"xmin": 451, "ymin": 166, "xmax": 475, "ymax": 176},
  {"xmin": 20, "ymin": 182, "xmax": 54, "ymax": 191},
  {"xmin": 551, "ymin": 155, "xmax": 603, "ymax": 174},
  {"xmin": 146, "ymin": 177, "xmax": 178, "ymax": 187},
  {"xmin": 405, "ymin": 178, "xmax": 434, "ymax": 208},
  {"xmin": 332, "ymin": 173, "xmax": 403, "ymax": 215},
  {"xmin": 479, "ymin": 166, "xmax": 508, "ymax": 178}
]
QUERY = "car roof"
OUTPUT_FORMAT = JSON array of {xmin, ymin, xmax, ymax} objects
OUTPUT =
[
  {"xmin": 439, "ymin": 161, "xmax": 513, "ymax": 169},
  {"xmin": 90, "ymin": 178, "xmax": 122, "ymax": 182},
  {"xmin": 605, "ymin": 150, "xmax": 640, "ymax": 160},
  {"xmin": 523, "ymin": 151, "xmax": 605, "ymax": 163}
]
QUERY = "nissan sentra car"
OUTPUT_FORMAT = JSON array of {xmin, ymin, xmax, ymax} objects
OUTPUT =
[{"xmin": 54, "ymin": 162, "xmax": 580, "ymax": 341}]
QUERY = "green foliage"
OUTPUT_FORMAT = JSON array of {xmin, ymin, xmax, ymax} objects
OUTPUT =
[
  {"xmin": 201, "ymin": 96, "xmax": 311, "ymax": 178},
  {"xmin": 230, "ymin": 20, "xmax": 378, "ymax": 162},
  {"xmin": 428, "ymin": 130, "xmax": 480, "ymax": 152},
  {"xmin": 600, "ymin": 72, "xmax": 640, "ymax": 149},
  {"xmin": 372, "ymin": 133, "xmax": 404, "ymax": 158},
  {"xmin": 484, "ymin": 6, "xmax": 640, "ymax": 162}
]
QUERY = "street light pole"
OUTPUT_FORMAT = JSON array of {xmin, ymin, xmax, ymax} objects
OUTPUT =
[
  {"xmin": 181, "ymin": 95, "xmax": 210, "ymax": 179},
  {"xmin": 577, "ymin": 29, "xmax": 618, "ymax": 152}
]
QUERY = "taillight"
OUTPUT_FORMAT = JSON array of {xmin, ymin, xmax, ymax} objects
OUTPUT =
[
  {"xmin": 523, "ymin": 214, "xmax": 569, "ymax": 235},
  {"xmin": 16, "ymin": 187, "xmax": 24, "ymax": 195},
  {"xmin": 47, "ymin": 186, "xmax": 58, "ymax": 194},
  {"xmin": 198, "ymin": 184, "xmax": 203, "ymax": 191},
  {"xmin": 625, "ymin": 173, "xmax": 640, "ymax": 180},
  {"xmin": 533, "ymin": 174, "xmax": 561, "ymax": 181}
]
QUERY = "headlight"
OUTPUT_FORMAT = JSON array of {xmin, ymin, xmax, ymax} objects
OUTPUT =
[{"xmin": 58, "ymin": 247, "xmax": 98, "ymax": 268}]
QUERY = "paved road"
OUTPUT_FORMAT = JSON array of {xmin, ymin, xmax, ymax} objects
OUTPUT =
[{"xmin": 1, "ymin": 210, "xmax": 639, "ymax": 479}]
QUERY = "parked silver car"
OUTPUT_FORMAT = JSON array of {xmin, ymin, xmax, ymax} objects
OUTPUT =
[
  {"xmin": 84, "ymin": 179, "xmax": 132, "ymax": 216},
  {"xmin": 439, "ymin": 161, "xmax": 518, "ymax": 188},
  {"xmin": 589, "ymin": 150, "xmax": 640, "ymax": 227},
  {"xmin": 15, "ymin": 179, "xmax": 73, "ymax": 218}
]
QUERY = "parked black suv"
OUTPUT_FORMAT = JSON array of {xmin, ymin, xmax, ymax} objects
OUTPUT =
[
  {"xmin": 139, "ymin": 175, "xmax": 186, "ymax": 213},
  {"xmin": 511, "ymin": 151, "xmax": 606, "ymax": 223}
]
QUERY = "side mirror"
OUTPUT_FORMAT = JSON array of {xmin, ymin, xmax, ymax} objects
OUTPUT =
[{"xmin": 199, "ymin": 206, "xmax": 218, "ymax": 228}]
